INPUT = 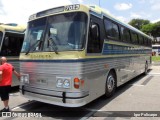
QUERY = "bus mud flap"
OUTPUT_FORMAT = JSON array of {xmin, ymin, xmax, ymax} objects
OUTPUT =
[
  {"xmin": 62, "ymin": 92, "xmax": 66, "ymax": 103},
  {"xmin": 21, "ymin": 85, "xmax": 25, "ymax": 95}
]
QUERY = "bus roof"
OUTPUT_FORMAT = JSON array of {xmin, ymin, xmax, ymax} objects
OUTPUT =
[
  {"xmin": 0, "ymin": 24, "xmax": 26, "ymax": 33},
  {"xmin": 28, "ymin": 4, "xmax": 151, "ymax": 40}
]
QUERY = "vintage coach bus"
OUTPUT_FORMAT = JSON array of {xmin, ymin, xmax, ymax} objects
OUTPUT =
[
  {"xmin": 0, "ymin": 23, "xmax": 26, "ymax": 86},
  {"xmin": 19, "ymin": 4, "xmax": 152, "ymax": 107}
]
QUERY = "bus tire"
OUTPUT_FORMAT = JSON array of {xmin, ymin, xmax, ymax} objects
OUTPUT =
[
  {"xmin": 104, "ymin": 71, "xmax": 116, "ymax": 98},
  {"xmin": 144, "ymin": 62, "xmax": 148, "ymax": 75}
]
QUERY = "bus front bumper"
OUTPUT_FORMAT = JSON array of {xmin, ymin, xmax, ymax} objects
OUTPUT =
[{"xmin": 20, "ymin": 85, "xmax": 89, "ymax": 107}]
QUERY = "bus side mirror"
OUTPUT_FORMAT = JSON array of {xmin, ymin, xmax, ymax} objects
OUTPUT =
[{"xmin": 90, "ymin": 24, "xmax": 99, "ymax": 40}]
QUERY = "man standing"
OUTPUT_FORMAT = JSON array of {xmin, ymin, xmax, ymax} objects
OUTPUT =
[{"xmin": 0, "ymin": 57, "xmax": 20, "ymax": 112}]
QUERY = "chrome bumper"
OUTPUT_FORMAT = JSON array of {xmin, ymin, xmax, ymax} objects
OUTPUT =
[{"xmin": 20, "ymin": 85, "xmax": 89, "ymax": 107}]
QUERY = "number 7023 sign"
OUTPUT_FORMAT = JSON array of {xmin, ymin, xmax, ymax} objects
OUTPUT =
[{"xmin": 65, "ymin": 4, "xmax": 80, "ymax": 11}]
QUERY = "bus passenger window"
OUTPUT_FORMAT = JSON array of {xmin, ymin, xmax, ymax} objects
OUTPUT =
[
  {"xmin": 104, "ymin": 19, "xmax": 119, "ymax": 40},
  {"xmin": 121, "ymin": 27, "xmax": 131, "ymax": 43},
  {"xmin": 131, "ymin": 32, "xmax": 138, "ymax": 44},
  {"xmin": 87, "ymin": 23, "xmax": 101, "ymax": 53},
  {"xmin": 139, "ymin": 35, "xmax": 144, "ymax": 45}
]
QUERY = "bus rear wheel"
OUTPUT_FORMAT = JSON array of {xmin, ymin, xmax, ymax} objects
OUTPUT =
[{"xmin": 104, "ymin": 71, "xmax": 116, "ymax": 98}]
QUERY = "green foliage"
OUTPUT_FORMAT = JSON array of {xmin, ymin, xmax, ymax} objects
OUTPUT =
[
  {"xmin": 128, "ymin": 18, "xmax": 160, "ymax": 37},
  {"xmin": 141, "ymin": 22, "xmax": 160, "ymax": 37},
  {"xmin": 153, "ymin": 22, "xmax": 160, "ymax": 37},
  {"xmin": 141, "ymin": 23, "xmax": 155, "ymax": 35},
  {"xmin": 152, "ymin": 56, "xmax": 160, "ymax": 62},
  {"xmin": 128, "ymin": 19, "xmax": 150, "ymax": 30}
]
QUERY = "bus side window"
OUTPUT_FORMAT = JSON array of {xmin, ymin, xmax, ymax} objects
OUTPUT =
[
  {"xmin": 121, "ymin": 27, "xmax": 131, "ymax": 43},
  {"xmin": 104, "ymin": 19, "xmax": 120, "ymax": 41},
  {"xmin": 87, "ymin": 22, "xmax": 101, "ymax": 53}
]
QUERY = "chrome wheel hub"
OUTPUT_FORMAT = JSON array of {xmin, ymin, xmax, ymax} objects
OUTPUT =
[{"xmin": 107, "ymin": 75, "xmax": 115, "ymax": 92}]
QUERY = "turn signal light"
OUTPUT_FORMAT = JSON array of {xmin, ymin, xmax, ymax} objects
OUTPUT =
[
  {"xmin": 74, "ymin": 78, "xmax": 80, "ymax": 89},
  {"xmin": 74, "ymin": 78, "xmax": 85, "ymax": 89}
]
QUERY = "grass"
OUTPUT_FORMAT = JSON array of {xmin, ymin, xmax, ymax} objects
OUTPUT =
[{"xmin": 152, "ymin": 56, "xmax": 160, "ymax": 62}]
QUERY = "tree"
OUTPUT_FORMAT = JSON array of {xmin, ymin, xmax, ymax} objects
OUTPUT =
[
  {"xmin": 128, "ymin": 19, "xmax": 150, "ymax": 30},
  {"xmin": 141, "ymin": 23, "xmax": 154, "ymax": 35},
  {"xmin": 153, "ymin": 22, "xmax": 160, "ymax": 37},
  {"xmin": 141, "ymin": 21, "xmax": 160, "ymax": 37}
]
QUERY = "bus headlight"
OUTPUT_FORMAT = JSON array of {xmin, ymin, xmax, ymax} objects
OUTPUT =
[
  {"xmin": 63, "ymin": 79, "xmax": 70, "ymax": 88},
  {"xmin": 56, "ymin": 78, "xmax": 63, "ymax": 87},
  {"xmin": 20, "ymin": 74, "xmax": 29, "ymax": 84},
  {"xmin": 56, "ymin": 77, "xmax": 71, "ymax": 88},
  {"xmin": 20, "ymin": 76, "xmax": 24, "ymax": 82}
]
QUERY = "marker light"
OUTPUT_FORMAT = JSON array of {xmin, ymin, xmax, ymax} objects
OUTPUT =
[{"xmin": 74, "ymin": 78, "xmax": 80, "ymax": 89}]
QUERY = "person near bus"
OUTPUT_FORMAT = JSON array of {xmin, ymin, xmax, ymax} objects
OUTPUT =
[{"xmin": 0, "ymin": 57, "xmax": 20, "ymax": 112}]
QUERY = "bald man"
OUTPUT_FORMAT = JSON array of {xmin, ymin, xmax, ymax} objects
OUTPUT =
[{"xmin": 0, "ymin": 57, "xmax": 20, "ymax": 112}]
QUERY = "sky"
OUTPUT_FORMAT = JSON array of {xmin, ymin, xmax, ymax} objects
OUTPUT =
[{"xmin": 0, "ymin": 0, "xmax": 160, "ymax": 25}]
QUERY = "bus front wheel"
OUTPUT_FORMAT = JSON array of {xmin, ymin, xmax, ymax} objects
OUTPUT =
[{"xmin": 104, "ymin": 71, "xmax": 116, "ymax": 98}]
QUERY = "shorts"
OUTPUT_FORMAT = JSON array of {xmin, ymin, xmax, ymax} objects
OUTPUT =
[{"xmin": 0, "ymin": 85, "xmax": 11, "ymax": 101}]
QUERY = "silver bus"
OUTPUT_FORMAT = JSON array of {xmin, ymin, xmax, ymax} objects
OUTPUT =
[
  {"xmin": 0, "ymin": 23, "xmax": 26, "ymax": 87},
  {"xmin": 20, "ymin": 4, "xmax": 152, "ymax": 107}
]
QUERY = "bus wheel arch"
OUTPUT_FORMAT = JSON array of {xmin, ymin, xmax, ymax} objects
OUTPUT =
[{"xmin": 104, "ymin": 69, "xmax": 117, "ymax": 98}]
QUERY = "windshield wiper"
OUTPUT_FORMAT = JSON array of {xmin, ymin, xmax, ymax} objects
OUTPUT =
[
  {"xmin": 48, "ymin": 37, "xmax": 58, "ymax": 54},
  {"xmin": 25, "ymin": 40, "xmax": 41, "ymax": 55}
]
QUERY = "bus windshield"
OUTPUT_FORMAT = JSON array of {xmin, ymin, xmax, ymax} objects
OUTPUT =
[
  {"xmin": 0, "ymin": 32, "xmax": 24, "ymax": 56},
  {"xmin": 21, "ymin": 12, "xmax": 87, "ymax": 53}
]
